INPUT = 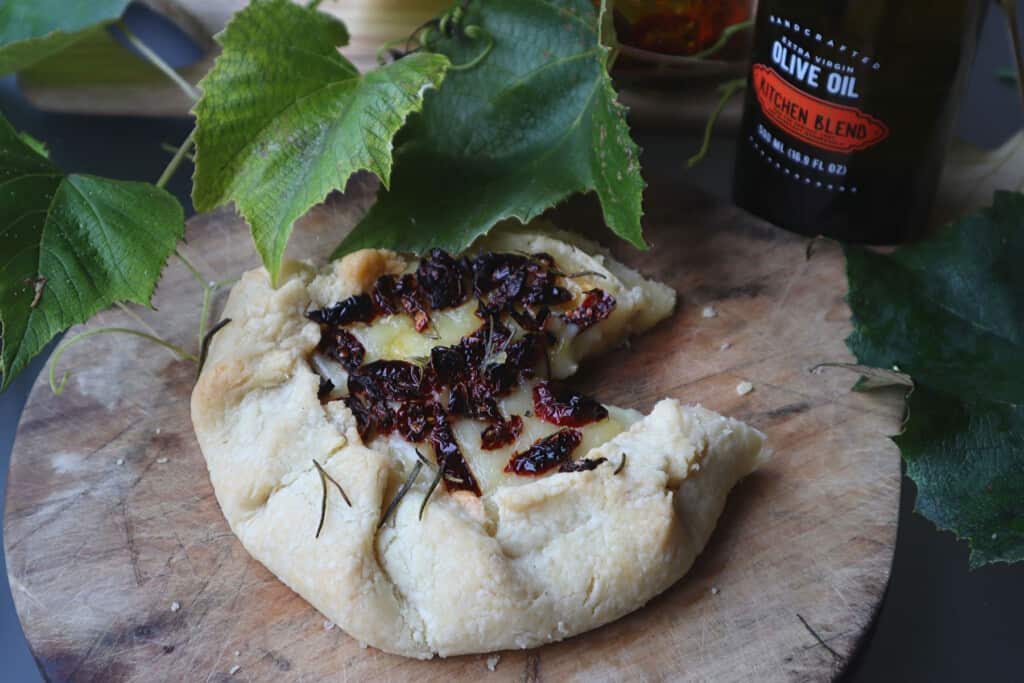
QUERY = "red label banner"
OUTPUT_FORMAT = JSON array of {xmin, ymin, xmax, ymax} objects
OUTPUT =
[{"xmin": 752, "ymin": 64, "xmax": 890, "ymax": 154}]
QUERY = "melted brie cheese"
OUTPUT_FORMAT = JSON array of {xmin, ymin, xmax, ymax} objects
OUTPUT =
[
  {"xmin": 350, "ymin": 300, "xmax": 480, "ymax": 363},
  {"xmin": 311, "ymin": 226, "xmax": 676, "ymax": 498},
  {"xmin": 377, "ymin": 380, "xmax": 640, "ymax": 498},
  {"xmin": 450, "ymin": 385, "xmax": 641, "ymax": 495}
]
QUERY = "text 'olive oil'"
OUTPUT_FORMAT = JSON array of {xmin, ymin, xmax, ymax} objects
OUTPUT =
[{"xmin": 733, "ymin": 0, "xmax": 984, "ymax": 242}]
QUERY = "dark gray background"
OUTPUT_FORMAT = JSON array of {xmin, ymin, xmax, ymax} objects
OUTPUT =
[{"xmin": 2, "ymin": 2, "xmax": 1022, "ymax": 681}]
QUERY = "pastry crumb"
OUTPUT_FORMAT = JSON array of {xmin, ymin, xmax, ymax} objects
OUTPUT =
[
  {"xmin": 116, "ymin": 458, "xmax": 125, "ymax": 466},
  {"xmin": 711, "ymin": 587, "xmax": 720, "ymax": 595},
  {"xmin": 229, "ymin": 665, "xmax": 240, "ymax": 675},
  {"xmin": 156, "ymin": 428, "xmax": 162, "ymax": 435},
  {"xmin": 702, "ymin": 305, "xmax": 717, "ymax": 318},
  {"xmin": 156, "ymin": 457, "xmax": 169, "ymax": 464},
  {"xmin": 486, "ymin": 655, "xmax": 501, "ymax": 672},
  {"xmin": 735, "ymin": 381, "xmax": 754, "ymax": 396},
  {"xmin": 323, "ymin": 620, "xmax": 335, "ymax": 630},
  {"xmin": 690, "ymin": 463, "xmax": 701, "ymax": 473},
  {"xmin": 719, "ymin": 342, "xmax": 731, "ymax": 351},
  {"xmin": 234, "ymin": 650, "xmax": 240, "ymax": 658},
  {"xmin": 170, "ymin": 601, "xmax": 180, "ymax": 612}
]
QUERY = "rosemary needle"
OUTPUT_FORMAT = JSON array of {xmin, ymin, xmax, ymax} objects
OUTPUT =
[
  {"xmin": 315, "ymin": 460, "xmax": 352, "ymax": 506},
  {"xmin": 419, "ymin": 466, "xmax": 443, "ymax": 521},
  {"xmin": 614, "ymin": 453, "xmax": 627, "ymax": 475},
  {"xmin": 313, "ymin": 459, "xmax": 352, "ymax": 539},
  {"xmin": 414, "ymin": 449, "xmax": 443, "ymax": 522},
  {"xmin": 379, "ymin": 460, "xmax": 423, "ymax": 529},
  {"xmin": 197, "ymin": 317, "xmax": 231, "ymax": 377}
]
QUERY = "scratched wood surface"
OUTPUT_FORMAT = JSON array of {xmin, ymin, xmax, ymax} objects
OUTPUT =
[{"xmin": 4, "ymin": 180, "xmax": 903, "ymax": 682}]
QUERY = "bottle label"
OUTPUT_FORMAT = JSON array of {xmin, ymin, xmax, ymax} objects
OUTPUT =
[
  {"xmin": 743, "ymin": 15, "xmax": 898, "ymax": 194},
  {"xmin": 752, "ymin": 64, "xmax": 889, "ymax": 153}
]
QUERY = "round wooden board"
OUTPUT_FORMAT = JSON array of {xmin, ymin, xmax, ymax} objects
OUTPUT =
[{"xmin": 4, "ymin": 180, "xmax": 903, "ymax": 682}]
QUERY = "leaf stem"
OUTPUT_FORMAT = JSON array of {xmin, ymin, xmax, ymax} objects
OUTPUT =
[
  {"xmin": 687, "ymin": 77, "xmax": 746, "ymax": 168},
  {"xmin": 49, "ymin": 327, "xmax": 198, "ymax": 394},
  {"xmin": 175, "ymin": 248, "xmax": 206, "ymax": 289},
  {"xmin": 115, "ymin": 302, "xmax": 164, "ymax": 342},
  {"xmin": 156, "ymin": 128, "xmax": 196, "ymax": 189},
  {"xmin": 999, "ymin": 0, "xmax": 1024, "ymax": 108},
  {"xmin": 198, "ymin": 282, "xmax": 213, "ymax": 349},
  {"xmin": 691, "ymin": 19, "xmax": 755, "ymax": 60},
  {"xmin": 116, "ymin": 20, "xmax": 200, "ymax": 102},
  {"xmin": 447, "ymin": 25, "xmax": 493, "ymax": 71},
  {"xmin": 599, "ymin": 0, "xmax": 620, "ymax": 68},
  {"xmin": 173, "ymin": 248, "xmax": 234, "ymax": 353},
  {"xmin": 160, "ymin": 142, "xmax": 196, "ymax": 162}
]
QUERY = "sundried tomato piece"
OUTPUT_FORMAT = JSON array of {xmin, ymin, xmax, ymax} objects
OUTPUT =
[
  {"xmin": 318, "ymin": 328, "xmax": 365, "ymax": 371},
  {"xmin": 343, "ymin": 395, "xmax": 374, "ymax": 441},
  {"xmin": 504, "ymin": 332, "xmax": 548, "ymax": 376},
  {"xmin": 430, "ymin": 345, "xmax": 468, "ymax": 385},
  {"xmin": 349, "ymin": 360, "xmax": 424, "ymax": 401},
  {"xmin": 395, "ymin": 402, "xmax": 438, "ymax": 442},
  {"xmin": 307, "ymin": 294, "xmax": 375, "ymax": 326},
  {"xmin": 371, "ymin": 274, "xmax": 402, "ymax": 315},
  {"xmin": 481, "ymin": 415, "xmax": 524, "ymax": 450},
  {"xmin": 444, "ymin": 376, "xmax": 502, "ymax": 422},
  {"xmin": 522, "ymin": 282, "xmax": 572, "ymax": 307},
  {"xmin": 504, "ymin": 428, "xmax": 583, "ymax": 475},
  {"xmin": 471, "ymin": 252, "xmax": 529, "ymax": 306},
  {"xmin": 509, "ymin": 305, "xmax": 550, "ymax": 332},
  {"xmin": 317, "ymin": 377, "xmax": 335, "ymax": 403},
  {"xmin": 430, "ymin": 421, "xmax": 481, "ymax": 495},
  {"xmin": 533, "ymin": 380, "xmax": 608, "ymax": 427},
  {"xmin": 558, "ymin": 457, "xmax": 608, "ymax": 473},
  {"xmin": 372, "ymin": 273, "xmax": 429, "ymax": 331},
  {"xmin": 560, "ymin": 288, "xmax": 616, "ymax": 331},
  {"xmin": 417, "ymin": 249, "xmax": 468, "ymax": 310},
  {"xmin": 483, "ymin": 361, "xmax": 518, "ymax": 396},
  {"xmin": 460, "ymin": 318, "xmax": 511, "ymax": 365}
]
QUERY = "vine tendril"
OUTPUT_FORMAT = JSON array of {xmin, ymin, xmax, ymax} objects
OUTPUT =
[
  {"xmin": 375, "ymin": 0, "xmax": 492, "ymax": 72},
  {"xmin": 49, "ymin": 327, "xmax": 198, "ymax": 395},
  {"xmin": 687, "ymin": 77, "xmax": 746, "ymax": 169}
]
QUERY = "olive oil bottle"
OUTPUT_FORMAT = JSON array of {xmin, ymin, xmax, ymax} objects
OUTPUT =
[{"xmin": 732, "ymin": 0, "xmax": 984, "ymax": 243}]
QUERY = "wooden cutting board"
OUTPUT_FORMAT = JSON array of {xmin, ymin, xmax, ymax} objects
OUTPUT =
[{"xmin": 3, "ymin": 179, "xmax": 903, "ymax": 682}]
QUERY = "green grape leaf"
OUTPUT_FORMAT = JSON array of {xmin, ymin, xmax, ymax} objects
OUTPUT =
[
  {"xmin": 0, "ymin": 0, "xmax": 131, "ymax": 75},
  {"xmin": 845, "ymin": 191, "xmax": 1024, "ymax": 567},
  {"xmin": 0, "ymin": 115, "xmax": 184, "ymax": 390},
  {"xmin": 335, "ymin": 0, "xmax": 645, "ymax": 258},
  {"xmin": 191, "ymin": 0, "xmax": 449, "ymax": 286}
]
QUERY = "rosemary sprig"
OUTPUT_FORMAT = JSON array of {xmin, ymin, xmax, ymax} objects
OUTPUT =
[
  {"xmin": 313, "ymin": 459, "xmax": 352, "ymax": 539},
  {"xmin": 614, "ymin": 453, "xmax": 627, "ymax": 475},
  {"xmin": 379, "ymin": 460, "xmax": 423, "ymax": 529}
]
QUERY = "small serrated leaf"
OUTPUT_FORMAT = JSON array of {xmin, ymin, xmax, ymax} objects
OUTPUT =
[
  {"xmin": 0, "ymin": 0, "xmax": 131, "ymax": 75},
  {"xmin": 0, "ymin": 115, "xmax": 184, "ymax": 390},
  {"xmin": 844, "ymin": 191, "xmax": 1024, "ymax": 566},
  {"xmin": 191, "ymin": 0, "xmax": 449, "ymax": 286},
  {"xmin": 335, "ymin": 0, "xmax": 646, "ymax": 258}
]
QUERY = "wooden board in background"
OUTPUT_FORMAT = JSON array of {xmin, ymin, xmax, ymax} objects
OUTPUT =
[
  {"xmin": 3, "ymin": 180, "xmax": 903, "ymax": 682},
  {"xmin": 16, "ymin": 0, "xmax": 743, "ymax": 132}
]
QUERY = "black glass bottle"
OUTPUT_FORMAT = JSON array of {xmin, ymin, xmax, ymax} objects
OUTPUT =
[{"xmin": 733, "ymin": 0, "xmax": 984, "ymax": 243}]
